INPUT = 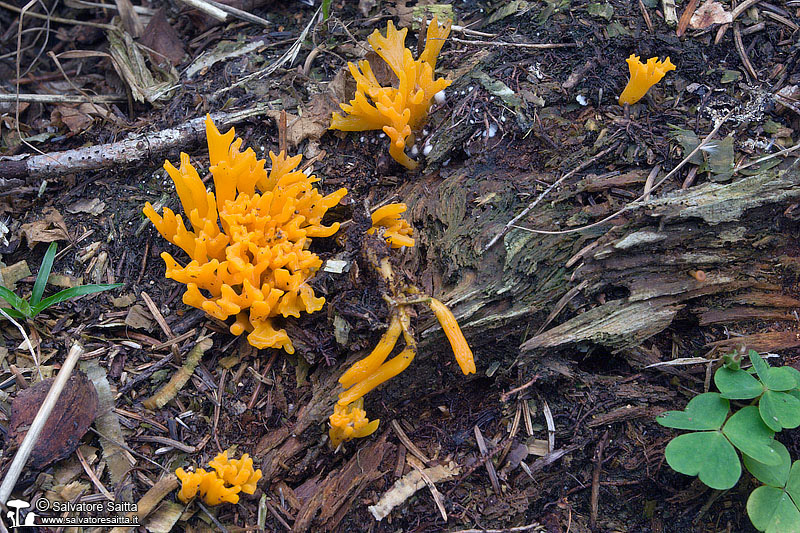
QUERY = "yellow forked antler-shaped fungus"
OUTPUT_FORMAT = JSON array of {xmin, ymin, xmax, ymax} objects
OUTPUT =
[
  {"xmin": 618, "ymin": 54, "xmax": 676, "ymax": 105},
  {"xmin": 330, "ymin": 17, "xmax": 452, "ymax": 170},
  {"xmin": 175, "ymin": 451, "xmax": 262, "ymax": 506},
  {"xmin": 328, "ymin": 205, "xmax": 475, "ymax": 447},
  {"xmin": 144, "ymin": 116, "xmax": 347, "ymax": 353}
]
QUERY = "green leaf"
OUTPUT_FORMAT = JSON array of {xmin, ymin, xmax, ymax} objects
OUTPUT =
[
  {"xmin": 664, "ymin": 431, "xmax": 740, "ymax": 490},
  {"xmin": 751, "ymin": 351, "xmax": 797, "ymax": 391},
  {"xmin": 656, "ymin": 392, "xmax": 729, "ymax": 430},
  {"xmin": 0, "ymin": 285, "xmax": 28, "ymax": 314},
  {"xmin": 783, "ymin": 366, "xmax": 800, "ymax": 388},
  {"xmin": 30, "ymin": 283, "xmax": 122, "ymax": 316},
  {"xmin": 723, "ymin": 406, "xmax": 779, "ymax": 465},
  {"xmin": 0, "ymin": 307, "xmax": 26, "ymax": 319},
  {"xmin": 715, "ymin": 367, "xmax": 763, "ymax": 399},
  {"xmin": 760, "ymin": 390, "xmax": 800, "ymax": 431},
  {"xmin": 31, "ymin": 242, "xmax": 57, "ymax": 307},
  {"xmin": 745, "ymin": 441, "xmax": 792, "ymax": 487},
  {"xmin": 747, "ymin": 486, "xmax": 800, "ymax": 533}
]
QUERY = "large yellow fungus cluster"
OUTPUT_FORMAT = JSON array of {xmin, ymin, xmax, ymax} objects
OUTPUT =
[
  {"xmin": 175, "ymin": 451, "xmax": 262, "ymax": 506},
  {"xmin": 618, "ymin": 54, "xmax": 676, "ymax": 105},
  {"xmin": 329, "ymin": 207, "xmax": 475, "ymax": 447},
  {"xmin": 367, "ymin": 203, "xmax": 415, "ymax": 248},
  {"xmin": 330, "ymin": 17, "xmax": 452, "ymax": 170},
  {"xmin": 144, "ymin": 116, "xmax": 347, "ymax": 353}
]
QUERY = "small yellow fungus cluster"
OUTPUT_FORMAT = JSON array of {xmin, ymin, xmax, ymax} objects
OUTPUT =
[
  {"xmin": 367, "ymin": 203, "xmax": 415, "ymax": 248},
  {"xmin": 330, "ymin": 17, "xmax": 452, "ymax": 170},
  {"xmin": 175, "ymin": 451, "xmax": 262, "ymax": 506},
  {"xmin": 328, "ymin": 207, "xmax": 475, "ymax": 448},
  {"xmin": 144, "ymin": 116, "xmax": 347, "ymax": 353},
  {"xmin": 618, "ymin": 54, "xmax": 676, "ymax": 105},
  {"xmin": 329, "ymin": 398, "xmax": 380, "ymax": 447}
]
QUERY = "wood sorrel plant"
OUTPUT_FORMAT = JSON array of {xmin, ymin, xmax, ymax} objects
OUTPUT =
[{"xmin": 656, "ymin": 349, "xmax": 800, "ymax": 531}]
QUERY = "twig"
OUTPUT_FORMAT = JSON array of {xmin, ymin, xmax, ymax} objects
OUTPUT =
[
  {"xmin": 733, "ymin": 24, "xmax": 758, "ymax": 80},
  {"xmin": 451, "ymin": 524, "xmax": 543, "ymax": 533},
  {"xmin": 509, "ymin": 112, "xmax": 732, "ymax": 236},
  {"xmin": 731, "ymin": 0, "xmax": 763, "ymax": 20},
  {"xmin": 0, "ymin": 103, "xmax": 278, "ymax": 180},
  {"xmin": 483, "ymin": 140, "xmax": 621, "ymax": 251},
  {"xmin": 474, "ymin": 425, "xmax": 501, "ymax": 494},
  {"xmin": 406, "ymin": 455, "xmax": 448, "ymax": 522},
  {"xmin": 589, "ymin": 430, "xmax": 610, "ymax": 531},
  {"xmin": 638, "ymin": 0, "xmax": 653, "ymax": 32},
  {"xmin": 391, "ymin": 420, "xmax": 431, "ymax": 465},
  {"xmin": 76, "ymin": 446, "xmax": 114, "ymax": 500},
  {"xmin": 734, "ymin": 140, "xmax": 800, "ymax": 172},
  {"xmin": 450, "ymin": 37, "xmax": 576, "ymax": 49},
  {"xmin": 0, "ymin": 94, "xmax": 124, "ymax": 105},
  {"xmin": 0, "ymin": 343, "xmax": 84, "ymax": 504},
  {"xmin": 0, "ymin": 0, "xmax": 116, "ymax": 30},
  {"xmin": 542, "ymin": 400, "xmax": 555, "ymax": 453},
  {"xmin": 0, "ymin": 309, "xmax": 42, "ymax": 380},
  {"xmin": 214, "ymin": 6, "xmax": 320, "ymax": 99}
]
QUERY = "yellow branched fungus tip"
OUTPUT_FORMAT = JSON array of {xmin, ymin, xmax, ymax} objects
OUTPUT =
[
  {"xmin": 143, "ymin": 117, "xmax": 347, "ymax": 352},
  {"xmin": 330, "ymin": 17, "xmax": 452, "ymax": 169},
  {"xmin": 367, "ymin": 203, "xmax": 415, "ymax": 248},
  {"xmin": 329, "ymin": 397, "xmax": 380, "ymax": 448},
  {"xmin": 618, "ymin": 54, "xmax": 676, "ymax": 105}
]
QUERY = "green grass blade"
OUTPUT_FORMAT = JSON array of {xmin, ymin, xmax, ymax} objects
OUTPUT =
[
  {"xmin": 31, "ymin": 283, "xmax": 122, "ymax": 316},
  {"xmin": 0, "ymin": 307, "xmax": 26, "ymax": 320},
  {"xmin": 0, "ymin": 285, "xmax": 27, "ymax": 314},
  {"xmin": 31, "ymin": 242, "xmax": 58, "ymax": 306}
]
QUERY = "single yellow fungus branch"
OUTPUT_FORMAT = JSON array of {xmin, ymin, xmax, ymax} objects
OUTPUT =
[
  {"xmin": 339, "ymin": 314, "xmax": 403, "ymax": 389},
  {"xmin": 618, "ymin": 54, "xmax": 676, "ymax": 105},
  {"xmin": 329, "ymin": 398, "xmax": 381, "ymax": 448},
  {"xmin": 429, "ymin": 298, "xmax": 476, "ymax": 375}
]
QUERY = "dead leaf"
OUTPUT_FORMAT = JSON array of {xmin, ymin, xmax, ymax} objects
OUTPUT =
[
  {"xmin": 67, "ymin": 198, "xmax": 106, "ymax": 216},
  {"xmin": 139, "ymin": 9, "xmax": 186, "ymax": 67},
  {"xmin": 20, "ymin": 207, "xmax": 70, "ymax": 247},
  {"xmin": 689, "ymin": 0, "xmax": 732, "ymax": 29},
  {"xmin": 125, "ymin": 304, "xmax": 154, "ymax": 330},
  {"xmin": 358, "ymin": 0, "xmax": 376, "ymax": 16},
  {"xmin": 267, "ymin": 91, "xmax": 341, "ymax": 147},
  {"xmin": 9, "ymin": 371, "xmax": 98, "ymax": 469},
  {"xmin": 51, "ymin": 105, "xmax": 93, "ymax": 134}
]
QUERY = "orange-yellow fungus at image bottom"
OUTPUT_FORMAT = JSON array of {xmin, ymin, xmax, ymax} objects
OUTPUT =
[{"xmin": 175, "ymin": 451, "xmax": 262, "ymax": 506}]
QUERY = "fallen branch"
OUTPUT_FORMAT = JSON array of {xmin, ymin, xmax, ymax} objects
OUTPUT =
[{"xmin": 0, "ymin": 103, "xmax": 277, "ymax": 181}]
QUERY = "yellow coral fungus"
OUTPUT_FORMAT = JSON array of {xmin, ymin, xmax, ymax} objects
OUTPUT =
[
  {"xmin": 209, "ymin": 451, "xmax": 262, "ymax": 494},
  {"xmin": 618, "ymin": 54, "xmax": 676, "ymax": 105},
  {"xmin": 330, "ymin": 17, "xmax": 452, "ymax": 169},
  {"xmin": 144, "ymin": 116, "xmax": 347, "ymax": 353},
  {"xmin": 429, "ymin": 298, "xmax": 475, "ymax": 375},
  {"xmin": 175, "ymin": 451, "xmax": 263, "ymax": 506},
  {"xmin": 367, "ymin": 203, "xmax": 415, "ymax": 248},
  {"xmin": 329, "ymin": 397, "xmax": 381, "ymax": 447}
]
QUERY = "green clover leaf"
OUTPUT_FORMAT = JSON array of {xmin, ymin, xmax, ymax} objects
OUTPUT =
[
  {"xmin": 664, "ymin": 431, "xmax": 741, "ymax": 490},
  {"xmin": 656, "ymin": 392, "xmax": 729, "ymax": 430},
  {"xmin": 715, "ymin": 367, "xmax": 763, "ymax": 400},
  {"xmin": 723, "ymin": 406, "xmax": 779, "ymax": 466}
]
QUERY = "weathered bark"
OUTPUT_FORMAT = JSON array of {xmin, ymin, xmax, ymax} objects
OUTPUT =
[{"xmin": 401, "ymin": 165, "xmax": 800, "ymax": 359}]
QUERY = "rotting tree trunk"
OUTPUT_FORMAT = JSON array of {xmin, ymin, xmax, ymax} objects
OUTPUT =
[{"xmin": 255, "ymin": 163, "xmax": 800, "ymax": 494}]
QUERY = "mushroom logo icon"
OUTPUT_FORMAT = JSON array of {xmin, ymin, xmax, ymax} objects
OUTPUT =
[{"xmin": 5, "ymin": 499, "xmax": 36, "ymax": 529}]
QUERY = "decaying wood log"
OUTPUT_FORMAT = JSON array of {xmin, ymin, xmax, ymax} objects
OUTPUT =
[{"xmin": 399, "ymin": 165, "xmax": 800, "ymax": 362}]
